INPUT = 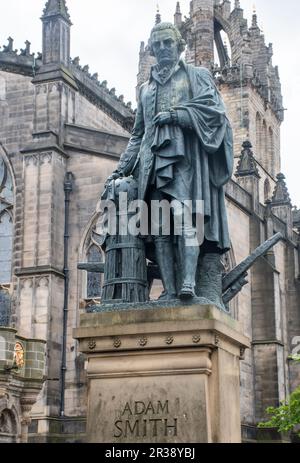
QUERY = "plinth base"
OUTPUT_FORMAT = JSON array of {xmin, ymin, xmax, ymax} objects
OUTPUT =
[{"xmin": 74, "ymin": 304, "xmax": 250, "ymax": 443}]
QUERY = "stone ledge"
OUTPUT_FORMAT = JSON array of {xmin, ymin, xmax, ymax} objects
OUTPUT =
[{"xmin": 74, "ymin": 304, "xmax": 250, "ymax": 358}]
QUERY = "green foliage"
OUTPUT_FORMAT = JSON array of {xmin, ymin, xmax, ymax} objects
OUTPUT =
[
  {"xmin": 258, "ymin": 387, "xmax": 300, "ymax": 436},
  {"xmin": 289, "ymin": 354, "xmax": 300, "ymax": 363}
]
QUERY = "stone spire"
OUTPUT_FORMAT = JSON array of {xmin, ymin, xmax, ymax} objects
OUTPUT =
[
  {"xmin": 271, "ymin": 173, "xmax": 293, "ymax": 238},
  {"xmin": 42, "ymin": 0, "xmax": 71, "ymax": 25},
  {"xmin": 155, "ymin": 5, "xmax": 161, "ymax": 25},
  {"xmin": 235, "ymin": 141, "xmax": 260, "ymax": 178},
  {"xmin": 251, "ymin": 6, "xmax": 258, "ymax": 29},
  {"xmin": 271, "ymin": 173, "xmax": 292, "ymax": 206},
  {"xmin": 235, "ymin": 141, "xmax": 260, "ymax": 212},
  {"xmin": 234, "ymin": 0, "xmax": 241, "ymax": 8},
  {"xmin": 40, "ymin": 0, "xmax": 72, "ymax": 68},
  {"xmin": 174, "ymin": 2, "xmax": 182, "ymax": 27}
]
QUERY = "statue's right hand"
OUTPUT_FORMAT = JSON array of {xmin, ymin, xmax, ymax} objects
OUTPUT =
[{"xmin": 105, "ymin": 170, "xmax": 123, "ymax": 187}]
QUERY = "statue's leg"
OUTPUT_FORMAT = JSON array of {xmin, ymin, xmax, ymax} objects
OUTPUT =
[
  {"xmin": 173, "ymin": 202, "xmax": 200, "ymax": 299},
  {"xmin": 153, "ymin": 236, "xmax": 177, "ymax": 301},
  {"xmin": 178, "ymin": 235, "xmax": 200, "ymax": 299},
  {"xmin": 197, "ymin": 242, "xmax": 228, "ymax": 312},
  {"xmin": 149, "ymin": 188, "xmax": 177, "ymax": 301}
]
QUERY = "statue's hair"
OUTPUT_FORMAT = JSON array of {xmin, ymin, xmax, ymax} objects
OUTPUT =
[{"xmin": 149, "ymin": 22, "xmax": 186, "ymax": 56}]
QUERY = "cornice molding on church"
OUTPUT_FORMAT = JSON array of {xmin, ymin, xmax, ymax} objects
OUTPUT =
[{"xmin": 15, "ymin": 266, "xmax": 65, "ymax": 280}]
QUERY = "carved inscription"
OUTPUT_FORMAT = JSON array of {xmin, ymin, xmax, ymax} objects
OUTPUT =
[{"xmin": 114, "ymin": 400, "xmax": 178, "ymax": 439}]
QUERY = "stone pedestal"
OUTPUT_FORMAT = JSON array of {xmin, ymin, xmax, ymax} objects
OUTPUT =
[{"xmin": 74, "ymin": 304, "xmax": 250, "ymax": 443}]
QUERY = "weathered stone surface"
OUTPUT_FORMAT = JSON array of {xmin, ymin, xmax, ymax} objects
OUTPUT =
[
  {"xmin": 0, "ymin": 328, "xmax": 46, "ymax": 443},
  {"xmin": 74, "ymin": 304, "xmax": 250, "ymax": 443}
]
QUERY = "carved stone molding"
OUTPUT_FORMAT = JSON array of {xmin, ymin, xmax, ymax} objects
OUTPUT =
[
  {"xmin": 24, "ymin": 154, "xmax": 39, "ymax": 167},
  {"xmin": 139, "ymin": 336, "xmax": 148, "ymax": 347},
  {"xmin": 39, "ymin": 152, "xmax": 52, "ymax": 164},
  {"xmin": 88, "ymin": 340, "xmax": 96, "ymax": 350},
  {"xmin": 113, "ymin": 338, "xmax": 121, "ymax": 349}
]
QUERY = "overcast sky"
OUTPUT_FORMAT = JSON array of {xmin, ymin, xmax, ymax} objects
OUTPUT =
[{"xmin": 0, "ymin": 0, "xmax": 299, "ymax": 207}]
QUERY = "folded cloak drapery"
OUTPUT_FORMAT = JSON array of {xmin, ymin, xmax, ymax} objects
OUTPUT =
[
  {"xmin": 151, "ymin": 124, "xmax": 186, "ymax": 190},
  {"xmin": 148, "ymin": 65, "xmax": 234, "ymax": 251}
]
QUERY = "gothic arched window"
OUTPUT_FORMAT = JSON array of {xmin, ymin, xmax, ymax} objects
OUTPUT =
[
  {"xmin": 0, "ymin": 153, "xmax": 13, "ymax": 326},
  {"xmin": 264, "ymin": 178, "xmax": 271, "ymax": 203},
  {"xmin": 262, "ymin": 120, "xmax": 267, "ymax": 159},
  {"xmin": 268, "ymin": 127, "xmax": 274, "ymax": 174},
  {"xmin": 86, "ymin": 236, "xmax": 103, "ymax": 300},
  {"xmin": 256, "ymin": 113, "xmax": 262, "ymax": 157},
  {"xmin": 0, "ymin": 155, "xmax": 13, "ymax": 285}
]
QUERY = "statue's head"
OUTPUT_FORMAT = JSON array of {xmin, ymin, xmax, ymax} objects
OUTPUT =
[{"xmin": 149, "ymin": 22, "xmax": 186, "ymax": 67}]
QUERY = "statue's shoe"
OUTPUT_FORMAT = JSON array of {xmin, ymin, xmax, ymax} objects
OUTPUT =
[
  {"xmin": 157, "ymin": 291, "xmax": 177, "ymax": 302},
  {"xmin": 179, "ymin": 284, "xmax": 196, "ymax": 299}
]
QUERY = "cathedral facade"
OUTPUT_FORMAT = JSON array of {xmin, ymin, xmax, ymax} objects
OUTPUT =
[{"xmin": 0, "ymin": 0, "xmax": 299, "ymax": 443}]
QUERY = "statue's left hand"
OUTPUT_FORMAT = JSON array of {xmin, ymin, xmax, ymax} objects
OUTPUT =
[{"xmin": 153, "ymin": 112, "xmax": 172, "ymax": 127}]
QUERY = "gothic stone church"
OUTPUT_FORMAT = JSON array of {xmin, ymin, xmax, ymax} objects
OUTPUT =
[{"xmin": 0, "ymin": 0, "xmax": 299, "ymax": 443}]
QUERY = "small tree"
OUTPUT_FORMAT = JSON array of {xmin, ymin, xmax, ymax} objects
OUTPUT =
[{"xmin": 258, "ymin": 355, "xmax": 300, "ymax": 436}]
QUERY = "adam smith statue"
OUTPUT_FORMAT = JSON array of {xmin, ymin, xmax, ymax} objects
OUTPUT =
[{"xmin": 106, "ymin": 22, "xmax": 233, "ymax": 310}]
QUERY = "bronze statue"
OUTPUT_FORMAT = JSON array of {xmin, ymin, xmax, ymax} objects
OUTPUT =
[
  {"xmin": 103, "ymin": 22, "xmax": 233, "ymax": 310},
  {"xmin": 79, "ymin": 23, "xmax": 282, "ymax": 310}
]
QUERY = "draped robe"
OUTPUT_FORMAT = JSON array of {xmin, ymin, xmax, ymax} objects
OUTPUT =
[{"xmin": 118, "ymin": 60, "xmax": 234, "ymax": 252}]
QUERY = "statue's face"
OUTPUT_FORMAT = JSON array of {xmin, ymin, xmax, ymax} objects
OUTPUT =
[{"xmin": 151, "ymin": 29, "xmax": 180, "ymax": 67}]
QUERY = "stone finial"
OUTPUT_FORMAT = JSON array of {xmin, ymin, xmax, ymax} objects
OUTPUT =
[
  {"xmin": 235, "ymin": 141, "xmax": 260, "ymax": 178},
  {"xmin": 155, "ymin": 5, "xmax": 161, "ymax": 25},
  {"xmin": 174, "ymin": 2, "xmax": 182, "ymax": 26},
  {"xmin": 101, "ymin": 80, "xmax": 108, "ymax": 89},
  {"xmin": 140, "ymin": 41, "xmax": 145, "ymax": 53},
  {"xmin": 268, "ymin": 43, "xmax": 273, "ymax": 57},
  {"xmin": 20, "ymin": 41, "xmax": 31, "ymax": 57},
  {"xmin": 126, "ymin": 102, "xmax": 132, "ymax": 110},
  {"xmin": 251, "ymin": 7, "xmax": 258, "ymax": 28},
  {"xmin": 72, "ymin": 56, "xmax": 80, "ymax": 66},
  {"xmin": 109, "ymin": 88, "xmax": 116, "ymax": 96},
  {"xmin": 82, "ymin": 65, "xmax": 90, "ymax": 73},
  {"xmin": 42, "ymin": 0, "xmax": 71, "ymax": 25},
  {"xmin": 271, "ymin": 173, "xmax": 292, "ymax": 206},
  {"xmin": 3, "ymin": 37, "xmax": 14, "ymax": 53},
  {"xmin": 234, "ymin": 0, "xmax": 241, "ymax": 8},
  {"xmin": 118, "ymin": 95, "xmax": 124, "ymax": 103},
  {"xmin": 91, "ymin": 73, "xmax": 99, "ymax": 81}
]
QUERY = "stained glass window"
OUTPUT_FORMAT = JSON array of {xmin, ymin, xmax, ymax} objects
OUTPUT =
[
  {"xmin": 0, "ymin": 155, "xmax": 13, "ymax": 285},
  {"xmin": 0, "ymin": 154, "xmax": 13, "ymax": 325}
]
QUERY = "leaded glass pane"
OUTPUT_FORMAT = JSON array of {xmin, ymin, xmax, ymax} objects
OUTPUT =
[
  {"xmin": 0, "ymin": 287, "xmax": 11, "ymax": 326},
  {"xmin": 87, "ymin": 245, "xmax": 103, "ymax": 298},
  {"xmin": 0, "ymin": 155, "xmax": 13, "ymax": 285}
]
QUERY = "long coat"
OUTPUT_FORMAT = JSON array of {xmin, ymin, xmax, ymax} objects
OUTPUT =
[{"xmin": 118, "ymin": 61, "xmax": 234, "ymax": 252}]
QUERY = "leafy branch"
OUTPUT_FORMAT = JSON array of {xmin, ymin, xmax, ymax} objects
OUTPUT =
[{"xmin": 258, "ymin": 355, "xmax": 300, "ymax": 436}]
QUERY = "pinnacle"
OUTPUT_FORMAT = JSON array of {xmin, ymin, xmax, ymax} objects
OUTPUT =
[
  {"xmin": 271, "ymin": 173, "xmax": 292, "ymax": 206},
  {"xmin": 235, "ymin": 141, "xmax": 260, "ymax": 178},
  {"xmin": 42, "ymin": 0, "xmax": 71, "ymax": 24},
  {"xmin": 155, "ymin": 5, "xmax": 162, "ymax": 25}
]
